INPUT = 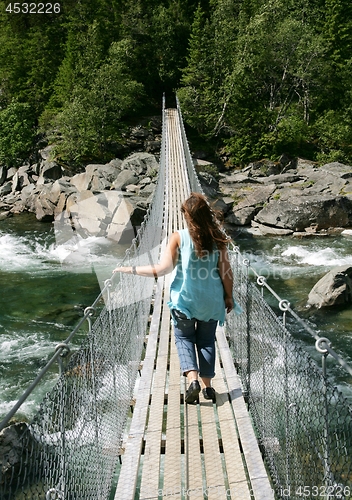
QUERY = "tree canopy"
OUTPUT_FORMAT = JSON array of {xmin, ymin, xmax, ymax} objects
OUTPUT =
[{"xmin": 0, "ymin": 0, "xmax": 351, "ymax": 167}]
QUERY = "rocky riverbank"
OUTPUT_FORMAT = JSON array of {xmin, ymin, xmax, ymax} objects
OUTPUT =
[
  {"xmin": 1, "ymin": 144, "xmax": 352, "ymax": 241},
  {"xmin": 216, "ymin": 156, "xmax": 352, "ymax": 238}
]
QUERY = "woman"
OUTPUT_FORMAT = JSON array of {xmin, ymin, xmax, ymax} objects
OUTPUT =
[{"xmin": 114, "ymin": 192, "xmax": 234, "ymax": 404}]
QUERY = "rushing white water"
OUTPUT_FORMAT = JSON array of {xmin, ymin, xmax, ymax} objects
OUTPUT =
[
  {"xmin": 280, "ymin": 245, "xmax": 352, "ymax": 267},
  {"xmin": 0, "ymin": 229, "xmax": 122, "ymax": 273},
  {"xmin": 0, "ymin": 217, "xmax": 129, "ymax": 420}
]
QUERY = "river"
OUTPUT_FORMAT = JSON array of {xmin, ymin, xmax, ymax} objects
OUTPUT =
[{"xmin": 0, "ymin": 215, "xmax": 352, "ymax": 421}]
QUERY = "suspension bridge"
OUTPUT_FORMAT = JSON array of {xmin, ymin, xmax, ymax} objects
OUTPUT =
[{"xmin": 0, "ymin": 97, "xmax": 351, "ymax": 500}]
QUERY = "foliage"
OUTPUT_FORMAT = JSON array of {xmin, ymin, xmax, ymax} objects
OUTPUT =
[
  {"xmin": 0, "ymin": 101, "xmax": 35, "ymax": 167},
  {"xmin": 1, "ymin": 0, "xmax": 352, "ymax": 166},
  {"xmin": 51, "ymin": 40, "xmax": 144, "ymax": 163}
]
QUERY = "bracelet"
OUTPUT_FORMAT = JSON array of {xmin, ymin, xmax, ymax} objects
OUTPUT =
[
  {"xmin": 132, "ymin": 266, "xmax": 137, "ymax": 275},
  {"xmin": 152, "ymin": 266, "xmax": 157, "ymax": 280}
]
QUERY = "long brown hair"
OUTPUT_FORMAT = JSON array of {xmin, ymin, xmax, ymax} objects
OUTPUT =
[{"xmin": 181, "ymin": 192, "xmax": 230, "ymax": 257}]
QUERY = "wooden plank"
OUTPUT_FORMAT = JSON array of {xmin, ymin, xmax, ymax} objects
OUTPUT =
[
  {"xmin": 185, "ymin": 399, "xmax": 204, "ymax": 499},
  {"xmin": 216, "ymin": 326, "xmax": 275, "ymax": 500},
  {"xmin": 214, "ymin": 354, "xmax": 251, "ymax": 500},
  {"xmin": 114, "ymin": 278, "xmax": 165, "ymax": 500},
  {"xmin": 139, "ymin": 278, "xmax": 171, "ymax": 499},
  {"xmin": 199, "ymin": 397, "xmax": 227, "ymax": 499},
  {"xmin": 162, "ymin": 323, "xmax": 182, "ymax": 497}
]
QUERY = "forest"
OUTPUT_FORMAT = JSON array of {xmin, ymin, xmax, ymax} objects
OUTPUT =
[{"xmin": 1, "ymin": 0, "xmax": 352, "ymax": 169}]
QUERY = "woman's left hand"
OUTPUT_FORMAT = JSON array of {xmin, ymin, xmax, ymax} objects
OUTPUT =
[{"xmin": 113, "ymin": 266, "xmax": 130, "ymax": 274}]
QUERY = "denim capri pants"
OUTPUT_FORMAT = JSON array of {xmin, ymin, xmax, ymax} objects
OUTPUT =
[{"xmin": 171, "ymin": 309, "xmax": 217, "ymax": 378}]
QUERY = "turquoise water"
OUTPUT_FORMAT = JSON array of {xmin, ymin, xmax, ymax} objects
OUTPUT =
[
  {"xmin": 1, "ymin": 215, "xmax": 352, "ymax": 421},
  {"xmin": 0, "ymin": 213, "xmax": 128, "ymax": 421}
]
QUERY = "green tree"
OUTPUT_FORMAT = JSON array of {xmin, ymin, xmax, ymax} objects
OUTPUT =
[
  {"xmin": 52, "ymin": 40, "xmax": 144, "ymax": 163},
  {"xmin": 0, "ymin": 101, "xmax": 36, "ymax": 166}
]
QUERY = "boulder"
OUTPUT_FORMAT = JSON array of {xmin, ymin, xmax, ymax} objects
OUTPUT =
[
  {"xmin": 0, "ymin": 166, "xmax": 7, "ymax": 186},
  {"xmin": 57, "ymin": 190, "xmax": 135, "ymax": 241},
  {"xmin": 259, "ymin": 173, "xmax": 305, "ymax": 185},
  {"xmin": 226, "ymin": 207, "xmax": 258, "ymax": 226},
  {"xmin": 224, "ymin": 183, "xmax": 277, "ymax": 226},
  {"xmin": 198, "ymin": 172, "xmax": 219, "ymax": 198},
  {"xmin": 0, "ymin": 211, "xmax": 11, "ymax": 220},
  {"xmin": 112, "ymin": 170, "xmax": 138, "ymax": 191},
  {"xmin": 320, "ymin": 161, "xmax": 352, "ymax": 179},
  {"xmin": 247, "ymin": 159, "xmax": 283, "ymax": 177},
  {"xmin": 39, "ymin": 145, "xmax": 55, "ymax": 161},
  {"xmin": 35, "ymin": 186, "xmax": 56, "ymax": 221},
  {"xmin": 0, "ymin": 422, "xmax": 29, "ymax": 489},
  {"xmin": 254, "ymin": 194, "xmax": 352, "ymax": 231},
  {"xmin": 6, "ymin": 167, "xmax": 18, "ymax": 180},
  {"xmin": 251, "ymin": 221, "xmax": 293, "ymax": 236},
  {"xmin": 12, "ymin": 166, "xmax": 34, "ymax": 192},
  {"xmin": 307, "ymin": 265, "xmax": 352, "ymax": 308},
  {"xmin": 70, "ymin": 162, "xmax": 121, "ymax": 192},
  {"xmin": 119, "ymin": 152, "xmax": 159, "ymax": 177},
  {"xmin": 37, "ymin": 160, "xmax": 62, "ymax": 183},
  {"xmin": 0, "ymin": 181, "xmax": 13, "ymax": 197},
  {"xmin": 139, "ymin": 183, "xmax": 156, "ymax": 197}
]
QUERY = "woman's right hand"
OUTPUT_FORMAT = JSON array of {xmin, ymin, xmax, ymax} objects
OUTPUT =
[{"xmin": 225, "ymin": 296, "xmax": 234, "ymax": 313}]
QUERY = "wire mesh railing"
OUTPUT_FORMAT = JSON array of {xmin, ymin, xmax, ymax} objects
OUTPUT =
[
  {"xmin": 0, "ymin": 98, "xmax": 168, "ymax": 500},
  {"xmin": 227, "ymin": 248, "xmax": 352, "ymax": 500}
]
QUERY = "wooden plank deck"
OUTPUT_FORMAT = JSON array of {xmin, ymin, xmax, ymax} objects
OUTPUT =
[{"xmin": 113, "ymin": 108, "xmax": 274, "ymax": 500}]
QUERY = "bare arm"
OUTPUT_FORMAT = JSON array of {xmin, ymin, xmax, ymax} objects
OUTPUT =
[
  {"xmin": 219, "ymin": 247, "xmax": 234, "ymax": 313},
  {"xmin": 113, "ymin": 232, "xmax": 180, "ymax": 278}
]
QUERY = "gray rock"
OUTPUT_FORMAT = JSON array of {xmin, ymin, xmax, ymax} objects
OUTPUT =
[
  {"xmin": 71, "ymin": 163, "xmax": 121, "ymax": 192},
  {"xmin": 247, "ymin": 159, "xmax": 283, "ymax": 177},
  {"xmin": 112, "ymin": 170, "xmax": 138, "ymax": 191},
  {"xmin": 212, "ymin": 197, "xmax": 233, "ymax": 216},
  {"xmin": 39, "ymin": 145, "xmax": 55, "ymax": 161},
  {"xmin": 6, "ymin": 167, "xmax": 18, "ymax": 180},
  {"xmin": 139, "ymin": 177, "xmax": 152, "ymax": 186},
  {"xmin": 226, "ymin": 207, "xmax": 258, "ymax": 226},
  {"xmin": 251, "ymin": 221, "xmax": 294, "ymax": 236},
  {"xmin": 0, "ymin": 422, "xmax": 29, "ymax": 488},
  {"xmin": 0, "ymin": 181, "xmax": 13, "ymax": 196},
  {"xmin": 139, "ymin": 183, "xmax": 156, "ymax": 197},
  {"xmin": 108, "ymin": 158, "xmax": 123, "ymax": 170},
  {"xmin": 225, "ymin": 183, "xmax": 277, "ymax": 226},
  {"xmin": 37, "ymin": 160, "xmax": 62, "ymax": 182},
  {"xmin": 14, "ymin": 166, "xmax": 33, "ymax": 191},
  {"xmin": 260, "ymin": 173, "xmax": 305, "ymax": 185},
  {"xmin": 0, "ymin": 166, "xmax": 7, "ymax": 186},
  {"xmin": 120, "ymin": 152, "xmax": 159, "ymax": 177},
  {"xmin": 55, "ymin": 190, "xmax": 134, "ymax": 243},
  {"xmin": 307, "ymin": 265, "xmax": 352, "ymax": 308},
  {"xmin": 219, "ymin": 173, "xmax": 259, "ymax": 188},
  {"xmin": 35, "ymin": 186, "xmax": 56, "ymax": 221},
  {"xmin": 0, "ymin": 210, "xmax": 11, "ymax": 220},
  {"xmin": 125, "ymin": 184, "xmax": 140, "ymax": 193},
  {"xmin": 146, "ymin": 140, "xmax": 161, "ymax": 152},
  {"xmin": 320, "ymin": 162, "xmax": 352, "ymax": 179},
  {"xmin": 20, "ymin": 184, "xmax": 37, "ymax": 202},
  {"xmin": 90, "ymin": 175, "xmax": 112, "ymax": 192},
  {"xmin": 254, "ymin": 195, "xmax": 352, "ymax": 231}
]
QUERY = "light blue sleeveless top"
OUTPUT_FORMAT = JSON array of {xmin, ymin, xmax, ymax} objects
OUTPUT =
[{"xmin": 167, "ymin": 229, "xmax": 226, "ymax": 325}]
